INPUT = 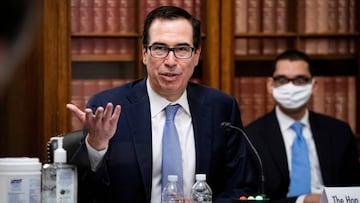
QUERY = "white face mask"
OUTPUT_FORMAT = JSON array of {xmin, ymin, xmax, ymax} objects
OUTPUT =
[{"xmin": 272, "ymin": 82, "xmax": 313, "ymax": 109}]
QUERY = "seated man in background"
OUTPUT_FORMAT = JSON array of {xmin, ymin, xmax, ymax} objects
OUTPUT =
[{"xmin": 245, "ymin": 49, "xmax": 360, "ymax": 203}]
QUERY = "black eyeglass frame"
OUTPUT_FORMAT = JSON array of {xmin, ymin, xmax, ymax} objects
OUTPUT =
[
  {"xmin": 272, "ymin": 75, "xmax": 313, "ymax": 87},
  {"xmin": 146, "ymin": 44, "xmax": 196, "ymax": 59}
]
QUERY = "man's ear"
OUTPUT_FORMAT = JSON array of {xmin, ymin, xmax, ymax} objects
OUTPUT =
[
  {"xmin": 194, "ymin": 47, "xmax": 201, "ymax": 65},
  {"xmin": 311, "ymin": 77, "xmax": 318, "ymax": 94},
  {"xmin": 142, "ymin": 47, "xmax": 147, "ymax": 65}
]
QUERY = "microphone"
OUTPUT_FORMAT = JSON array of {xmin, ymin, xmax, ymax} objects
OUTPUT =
[{"xmin": 221, "ymin": 122, "xmax": 265, "ymax": 198}]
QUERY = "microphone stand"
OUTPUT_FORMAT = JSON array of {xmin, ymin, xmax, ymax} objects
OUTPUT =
[{"xmin": 221, "ymin": 122, "xmax": 265, "ymax": 198}]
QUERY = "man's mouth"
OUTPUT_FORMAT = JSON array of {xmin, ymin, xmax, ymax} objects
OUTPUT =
[{"xmin": 162, "ymin": 73, "xmax": 178, "ymax": 77}]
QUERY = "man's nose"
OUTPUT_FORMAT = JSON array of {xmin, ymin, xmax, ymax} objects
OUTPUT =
[{"xmin": 164, "ymin": 50, "xmax": 177, "ymax": 63}]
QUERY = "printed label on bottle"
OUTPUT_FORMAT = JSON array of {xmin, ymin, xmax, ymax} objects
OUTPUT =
[
  {"xmin": 56, "ymin": 168, "xmax": 75, "ymax": 203},
  {"xmin": 7, "ymin": 176, "xmax": 40, "ymax": 203}
]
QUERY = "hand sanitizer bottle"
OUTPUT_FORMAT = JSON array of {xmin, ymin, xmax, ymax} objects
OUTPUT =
[{"xmin": 42, "ymin": 137, "xmax": 78, "ymax": 203}]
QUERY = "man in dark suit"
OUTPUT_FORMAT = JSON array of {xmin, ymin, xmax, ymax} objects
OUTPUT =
[
  {"xmin": 245, "ymin": 50, "xmax": 360, "ymax": 203},
  {"xmin": 67, "ymin": 6, "xmax": 256, "ymax": 203}
]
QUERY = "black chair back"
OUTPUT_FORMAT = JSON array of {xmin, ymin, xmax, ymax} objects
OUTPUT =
[{"xmin": 47, "ymin": 130, "xmax": 83, "ymax": 163}]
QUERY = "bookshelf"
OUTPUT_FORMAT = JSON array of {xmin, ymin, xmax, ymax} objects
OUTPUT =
[
  {"xmin": 219, "ymin": 0, "xmax": 360, "ymax": 134},
  {"xmin": 65, "ymin": 0, "xmax": 360, "ymax": 135},
  {"xmin": 4, "ymin": 0, "xmax": 360, "ymax": 161}
]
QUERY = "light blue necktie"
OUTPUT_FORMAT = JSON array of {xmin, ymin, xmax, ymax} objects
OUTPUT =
[
  {"xmin": 289, "ymin": 122, "xmax": 311, "ymax": 196},
  {"xmin": 162, "ymin": 104, "xmax": 183, "ymax": 191}
]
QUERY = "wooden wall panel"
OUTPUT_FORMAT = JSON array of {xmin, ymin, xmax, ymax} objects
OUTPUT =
[{"xmin": 0, "ymin": 0, "xmax": 71, "ymax": 162}]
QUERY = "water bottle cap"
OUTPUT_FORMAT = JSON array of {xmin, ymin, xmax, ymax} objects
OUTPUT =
[
  {"xmin": 195, "ymin": 174, "xmax": 206, "ymax": 181},
  {"xmin": 168, "ymin": 175, "xmax": 178, "ymax": 182}
]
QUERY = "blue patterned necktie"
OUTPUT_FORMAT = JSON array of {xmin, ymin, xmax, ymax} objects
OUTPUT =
[
  {"xmin": 289, "ymin": 122, "xmax": 311, "ymax": 196},
  {"xmin": 161, "ymin": 104, "xmax": 183, "ymax": 191}
]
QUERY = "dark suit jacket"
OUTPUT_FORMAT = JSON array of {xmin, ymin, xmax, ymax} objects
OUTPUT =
[
  {"xmin": 69, "ymin": 79, "xmax": 257, "ymax": 203},
  {"xmin": 245, "ymin": 109, "xmax": 360, "ymax": 203}
]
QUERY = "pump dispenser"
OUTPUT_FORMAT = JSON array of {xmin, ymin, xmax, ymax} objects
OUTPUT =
[
  {"xmin": 54, "ymin": 137, "xmax": 66, "ymax": 163},
  {"xmin": 42, "ymin": 137, "xmax": 78, "ymax": 203}
]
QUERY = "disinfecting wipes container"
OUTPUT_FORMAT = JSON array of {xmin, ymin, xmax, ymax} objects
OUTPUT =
[{"xmin": 0, "ymin": 157, "xmax": 42, "ymax": 203}]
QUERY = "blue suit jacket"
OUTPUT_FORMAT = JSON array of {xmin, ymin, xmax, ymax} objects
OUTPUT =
[
  {"xmin": 245, "ymin": 110, "xmax": 360, "ymax": 203},
  {"xmin": 69, "ymin": 79, "xmax": 257, "ymax": 203}
]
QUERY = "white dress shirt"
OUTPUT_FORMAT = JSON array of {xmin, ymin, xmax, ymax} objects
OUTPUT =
[
  {"xmin": 86, "ymin": 79, "xmax": 196, "ymax": 203},
  {"xmin": 275, "ymin": 106, "xmax": 324, "ymax": 203}
]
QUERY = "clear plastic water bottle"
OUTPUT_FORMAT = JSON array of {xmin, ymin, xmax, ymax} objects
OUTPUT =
[
  {"xmin": 191, "ymin": 174, "xmax": 212, "ymax": 203},
  {"xmin": 162, "ymin": 175, "xmax": 184, "ymax": 203}
]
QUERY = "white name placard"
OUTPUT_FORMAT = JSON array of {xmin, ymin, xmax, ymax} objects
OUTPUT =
[{"xmin": 320, "ymin": 187, "xmax": 360, "ymax": 203}]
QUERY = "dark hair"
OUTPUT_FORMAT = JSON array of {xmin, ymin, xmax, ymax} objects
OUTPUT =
[
  {"xmin": 142, "ymin": 6, "xmax": 201, "ymax": 50},
  {"xmin": 272, "ymin": 49, "xmax": 314, "ymax": 76}
]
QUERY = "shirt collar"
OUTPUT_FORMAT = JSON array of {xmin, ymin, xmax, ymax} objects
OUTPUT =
[
  {"xmin": 146, "ymin": 79, "xmax": 190, "ymax": 117},
  {"xmin": 275, "ymin": 105, "xmax": 310, "ymax": 131}
]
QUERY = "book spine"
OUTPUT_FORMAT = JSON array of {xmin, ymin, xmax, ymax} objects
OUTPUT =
[
  {"xmin": 183, "ymin": 0, "xmax": 195, "ymax": 16},
  {"xmin": 237, "ymin": 77, "xmax": 255, "ymax": 126},
  {"xmin": 247, "ymin": 0, "xmax": 261, "ymax": 55},
  {"xmin": 234, "ymin": 0, "xmax": 248, "ymax": 55},
  {"xmin": 337, "ymin": 0, "xmax": 348, "ymax": 33},
  {"xmin": 275, "ymin": 0, "xmax": 288, "ymax": 54},
  {"xmin": 71, "ymin": 0, "xmax": 80, "ymax": 33},
  {"xmin": 262, "ymin": 0, "xmax": 276, "ymax": 55},
  {"xmin": 93, "ymin": 38, "xmax": 106, "ymax": 55},
  {"xmin": 105, "ymin": 0, "xmax": 119, "ymax": 32},
  {"xmin": 79, "ymin": 38, "xmax": 94, "ymax": 55},
  {"xmin": 347, "ymin": 76, "xmax": 356, "ymax": 133},
  {"xmin": 93, "ymin": 0, "xmax": 106, "ymax": 33},
  {"xmin": 316, "ymin": 0, "xmax": 329, "ymax": 54},
  {"xmin": 334, "ymin": 76, "xmax": 348, "ymax": 122},
  {"xmin": 252, "ymin": 77, "xmax": 267, "ymax": 120},
  {"xmin": 119, "ymin": 0, "xmax": 136, "ymax": 33},
  {"xmin": 79, "ymin": 0, "xmax": 94, "ymax": 33}
]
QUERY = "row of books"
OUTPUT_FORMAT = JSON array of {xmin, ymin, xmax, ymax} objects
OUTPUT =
[
  {"xmin": 235, "ymin": 0, "xmax": 357, "ymax": 34},
  {"xmin": 71, "ymin": 38, "xmax": 136, "ymax": 55},
  {"xmin": 235, "ymin": 38, "xmax": 357, "ymax": 56},
  {"xmin": 72, "ymin": 0, "xmax": 136, "ymax": 33},
  {"xmin": 139, "ymin": 0, "xmax": 202, "ymax": 30},
  {"xmin": 235, "ymin": 0, "xmax": 288, "ymax": 34},
  {"xmin": 234, "ymin": 0, "xmax": 358, "ymax": 56},
  {"xmin": 235, "ymin": 38, "xmax": 287, "ymax": 56},
  {"xmin": 303, "ymin": 38, "xmax": 356, "ymax": 55},
  {"xmin": 71, "ymin": 0, "xmax": 202, "ymax": 33},
  {"xmin": 299, "ymin": 0, "xmax": 357, "ymax": 33},
  {"xmin": 234, "ymin": 76, "xmax": 357, "ymax": 133}
]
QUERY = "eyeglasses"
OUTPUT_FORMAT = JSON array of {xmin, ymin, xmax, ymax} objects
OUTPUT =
[
  {"xmin": 147, "ymin": 44, "xmax": 195, "ymax": 59},
  {"xmin": 272, "ymin": 75, "xmax": 312, "ymax": 86}
]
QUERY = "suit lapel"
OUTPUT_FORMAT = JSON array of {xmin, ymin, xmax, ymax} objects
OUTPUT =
[
  {"xmin": 122, "ymin": 80, "xmax": 153, "ymax": 198},
  {"xmin": 187, "ymin": 85, "xmax": 212, "ymax": 173},
  {"xmin": 308, "ymin": 112, "xmax": 332, "ymax": 184},
  {"xmin": 264, "ymin": 111, "xmax": 289, "ymax": 179}
]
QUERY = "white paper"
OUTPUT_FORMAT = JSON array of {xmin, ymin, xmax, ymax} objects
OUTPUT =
[{"xmin": 320, "ymin": 187, "xmax": 360, "ymax": 203}]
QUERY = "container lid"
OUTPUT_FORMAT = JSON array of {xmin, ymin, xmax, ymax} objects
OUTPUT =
[
  {"xmin": 168, "ymin": 175, "xmax": 178, "ymax": 182},
  {"xmin": 0, "ymin": 157, "xmax": 41, "ymax": 171},
  {"xmin": 195, "ymin": 174, "xmax": 206, "ymax": 181}
]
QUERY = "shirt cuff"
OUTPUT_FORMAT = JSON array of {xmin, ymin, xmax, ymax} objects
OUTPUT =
[
  {"xmin": 85, "ymin": 136, "xmax": 107, "ymax": 171},
  {"xmin": 295, "ymin": 195, "xmax": 306, "ymax": 203}
]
